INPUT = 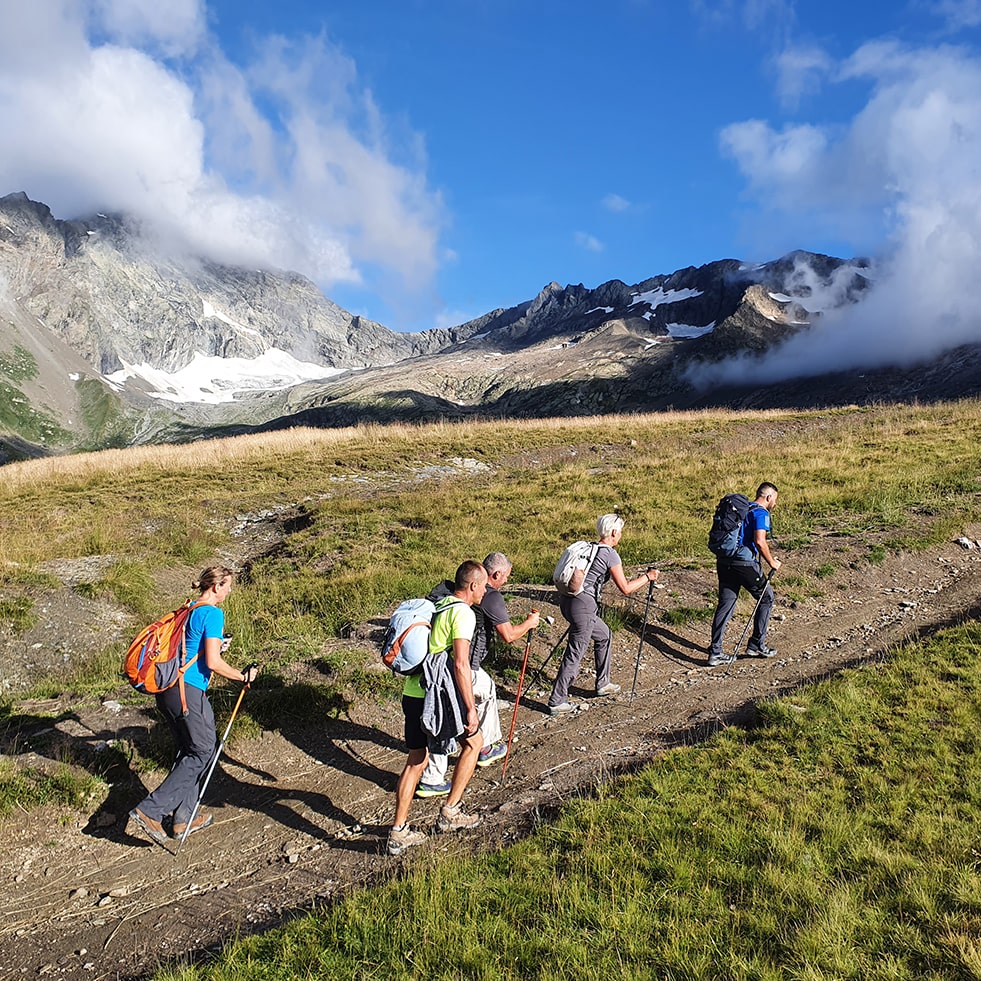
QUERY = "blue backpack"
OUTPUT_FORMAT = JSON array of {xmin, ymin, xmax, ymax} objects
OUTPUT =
[{"xmin": 380, "ymin": 596, "xmax": 465, "ymax": 675}]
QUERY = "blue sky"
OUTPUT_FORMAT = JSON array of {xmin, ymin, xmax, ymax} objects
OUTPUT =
[{"xmin": 2, "ymin": 0, "xmax": 981, "ymax": 338}]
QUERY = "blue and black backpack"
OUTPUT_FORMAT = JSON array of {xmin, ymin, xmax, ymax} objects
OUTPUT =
[{"xmin": 708, "ymin": 493, "xmax": 754, "ymax": 558}]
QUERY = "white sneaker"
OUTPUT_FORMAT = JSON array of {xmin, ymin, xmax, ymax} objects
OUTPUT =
[
  {"xmin": 596, "ymin": 683, "xmax": 621, "ymax": 697},
  {"xmin": 549, "ymin": 701, "xmax": 574, "ymax": 715}
]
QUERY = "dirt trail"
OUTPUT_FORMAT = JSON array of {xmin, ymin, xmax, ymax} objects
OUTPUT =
[{"xmin": 3, "ymin": 529, "xmax": 981, "ymax": 980}]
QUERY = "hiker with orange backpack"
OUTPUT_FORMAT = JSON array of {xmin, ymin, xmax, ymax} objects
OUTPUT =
[{"xmin": 129, "ymin": 566, "xmax": 259, "ymax": 845}]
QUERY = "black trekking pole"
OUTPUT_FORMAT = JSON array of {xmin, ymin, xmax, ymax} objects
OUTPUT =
[
  {"xmin": 630, "ymin": 578, "xmax": 655, "ymax": 704},
  {"xmin": 501, "ymin": 615, "xmax": 537, "ymax": 781},
  {"xmin": 176, "ymin": 663, "xmax": 259, "ymax": 855},
  {"xmin": 724, "ymin": 570, "xmax": 775, "ymax": 678},
  {"xmin": 526, "ymin": 624, "xmax": 569, "ymax": 692}
]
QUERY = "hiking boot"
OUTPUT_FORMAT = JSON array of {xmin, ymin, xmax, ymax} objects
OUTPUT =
[
  {"xmin": 596, "ymin": 683, "xmax": 621, "ymax": 697},
  {"xmin": 706, "ymin": 652, "xmax": 735, "ymax": 667},
  {"xmin": 415, "ymin": 780, "xmax": 452, "ymax": 798},
  {"xmin": 129, "ymin": 807, "xmax": 167, "ymax": 845},
  {"xmin": 387, "ymin": 824, "xmax": 428, "ymax": 856},
  {"xmin": 549, "ymin": 701, "xmax": 574, "ymax": 716},
  {"xmin": 746, "ymin": 643, "xmax": 778, "ymax": 658},
  {"xmin": 476, "ymin": 742, "xmax": 507, "ymax": 767},
  {"xmin": 436, "ymin": 803, "xmax": 481, "ymax": 833},
  {"xmin": 172, "ymin": 813, "xmax": 214, "ymax": 838}
]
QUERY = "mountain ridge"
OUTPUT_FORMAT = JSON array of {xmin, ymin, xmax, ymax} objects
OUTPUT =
[{"xmin": 1, "ymin": 190, "xmax": 976, "ymax": 462}]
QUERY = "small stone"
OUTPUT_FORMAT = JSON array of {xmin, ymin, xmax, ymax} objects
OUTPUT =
[
  {"xmin": 69, "ymin": 888, "xmax": 89, "ymax": 901},
  {"xmin": 287, "ymin": 853, "xmax": 299, "ymax": 864},
  {"xmin": 97, "ymin": 895, "xmax": 113, "ymax": 907}
]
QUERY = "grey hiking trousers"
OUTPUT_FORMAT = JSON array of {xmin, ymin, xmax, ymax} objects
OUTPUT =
[
  {"xmin": 136, "ymin": 684, "xmax": 217, "ymax": 826},
  {"xmin": 549, "ymin": 591, "xmax": 612, "ymax": 707}
]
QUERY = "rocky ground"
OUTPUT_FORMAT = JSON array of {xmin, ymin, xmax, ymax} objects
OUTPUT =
[{"xmin": 3, "ymin": 524, "xmax": 981, "ymax": 980}]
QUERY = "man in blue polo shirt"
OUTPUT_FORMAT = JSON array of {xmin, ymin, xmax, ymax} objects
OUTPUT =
[{"xmin": 707, "ymin": 482, "xmax": 782, "ymax": 667}]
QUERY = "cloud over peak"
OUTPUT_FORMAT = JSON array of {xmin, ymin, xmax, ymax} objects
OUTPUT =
[
  {"xmin": 705, "ymin": 36, "xmax": 981, "ymax": 386},
  {"xmin": 0, "ymin": 0, "xmax": 443, "ymax": 301}
]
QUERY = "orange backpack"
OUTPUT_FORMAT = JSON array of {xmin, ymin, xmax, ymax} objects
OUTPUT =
[{"xmin": 123, "ymin": 600, "xmax": 204, "ymax": 713}]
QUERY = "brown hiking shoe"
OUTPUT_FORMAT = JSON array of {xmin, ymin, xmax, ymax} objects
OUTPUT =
[
  {"xmin": 172, "ymin": 813, "xmax": 214, "ymax": 837},
  {"xmin": 436, "ymin": 803, "xmax": 481, "ymax": 833},
  {"xmin": 387, "ymin": 824, "xmax": 428, "ymax": 856},
  {"xmin": 129, "ymin": 807, "xmax": 167, "ymax": 845}
]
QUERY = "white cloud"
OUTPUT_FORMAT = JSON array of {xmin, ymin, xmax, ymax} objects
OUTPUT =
[
  {"xmin": 602, "ymin": 193, "xmax": 631, "ymax": 213},
  {"xmin": 0, "ymin": 0, "xmax": 443, "ymax": 304},
  {"xmin": 934, "ymin": 0, "xmax": 981, "ymax": 29},
  {"xmin": 774, "ymin": 44, "xmax": 833, "ymax": 109},
  {"xmin": 705, "ymin": 39, "xmax": 981, "ymax": 385},
  {"xmin": 92, "ymin": 0, "xmax": 206, "ymax": 57},
  {"xmin": 574, "ymin": 231, "xmax": 604, "ymax": 252}
]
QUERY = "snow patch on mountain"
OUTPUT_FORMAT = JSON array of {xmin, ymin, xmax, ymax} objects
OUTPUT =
[
  {"xmin": 666, "ymin": 322, "xmax": 715, "ymax": 338},
  {"xmin": 630, "ymin": 286, "xmax": 703, "ymax": 309},
  {"xmin": 200, "ymin": 300, "xmax": 264, "ymax": 338},
  {"xmin": 107, "ymin": 349, "xmax": 343, "ymax": 404}
]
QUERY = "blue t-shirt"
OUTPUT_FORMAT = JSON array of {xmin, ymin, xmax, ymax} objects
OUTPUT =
[
  {"xmin": 740, "ymin": 504, "xmax": 771, "ymax": 560},
  {"xmin": 181, "ymin": 604, "xmax": 225, "ymax": 691}
]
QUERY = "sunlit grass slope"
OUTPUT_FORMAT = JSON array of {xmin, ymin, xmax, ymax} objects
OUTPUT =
[
  {"xmin": 158, "ymin": 621, "xmax": 981, "ymax": 980},
  {"xmin": 1, "ymin": 403, "xmax": 978, "ymax": 674},
  {"xmin": 1, "ymin": 401, "xmax": 980, "ymax": 977}
]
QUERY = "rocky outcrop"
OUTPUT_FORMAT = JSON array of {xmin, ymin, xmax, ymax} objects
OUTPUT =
[{"xmin": 0, "ymin": 191, "xmax": 452, "ymax": 375}]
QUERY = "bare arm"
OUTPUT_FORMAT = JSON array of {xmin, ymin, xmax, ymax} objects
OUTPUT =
[
  {"xmin": 754, "ymin": 528, "xmax": 782, "ymax": 571},
  {"xmin": 202, "ymin": 638, "xmax": 259, "ymax": 683},
  {"xmin": 494, "ymin": 609, "xmax": 541, "ymax": 644},
  {"xmin": 609, "ymin": 564, "xmax": 659, "ymax": 596}
]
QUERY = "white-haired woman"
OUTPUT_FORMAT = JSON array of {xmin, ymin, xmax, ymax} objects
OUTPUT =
[{"xmin": 548, "ymin": 514, "xmax": 659, "ymax": 714}]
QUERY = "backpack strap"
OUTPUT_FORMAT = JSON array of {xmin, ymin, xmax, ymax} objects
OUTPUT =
[
  {"xmin": 176, "ymin": 600, "xmax": 210, "ymax": 716},
  {"xmin": 583, "ymin": 542, "xmax": 603, "ymax": 599},
  {"xmin": 429, "ymin": 597, "xmax": 468, "ymax": 656}
]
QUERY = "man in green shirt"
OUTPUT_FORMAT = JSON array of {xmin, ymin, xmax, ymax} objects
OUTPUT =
[{"xmin": 387, "ymin": 560, "xmax": 488, "ymax": 856}]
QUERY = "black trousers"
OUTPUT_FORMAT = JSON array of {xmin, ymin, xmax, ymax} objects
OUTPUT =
[{"xmin": 708, "ymin": 561, "xmax": 773, "ymax": 656}]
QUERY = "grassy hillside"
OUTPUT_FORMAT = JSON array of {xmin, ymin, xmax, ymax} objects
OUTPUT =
[
  {"xmin": 157, "ymin": 620, "xmax": 981, "ymax": 980},
  {"xmin": 1, "ymin": 401, "xmax": 980, "ymax": 977},
  {"xmin": 1, "ymin": 402, "xmax": 977, "ymax": 670}
]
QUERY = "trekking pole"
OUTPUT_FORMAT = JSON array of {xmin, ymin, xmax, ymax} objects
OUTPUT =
[
  {"xmin": 630, "ymin": 578, "xmax": 655, "ymax": 704},
  {"xmin": 725, "ymin": 569, "xmax": 775, "ymax": 678},
  {"xmin": 526, "ymin": 624, "xmax": 569, "ymax": 692},
  {"xmin": 501, "ymin": 613, "xmax": 538, "ymax": 781},
  {"xmin": 176, "ymin": 663, "xmax": 259, "ymax": 855}
]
